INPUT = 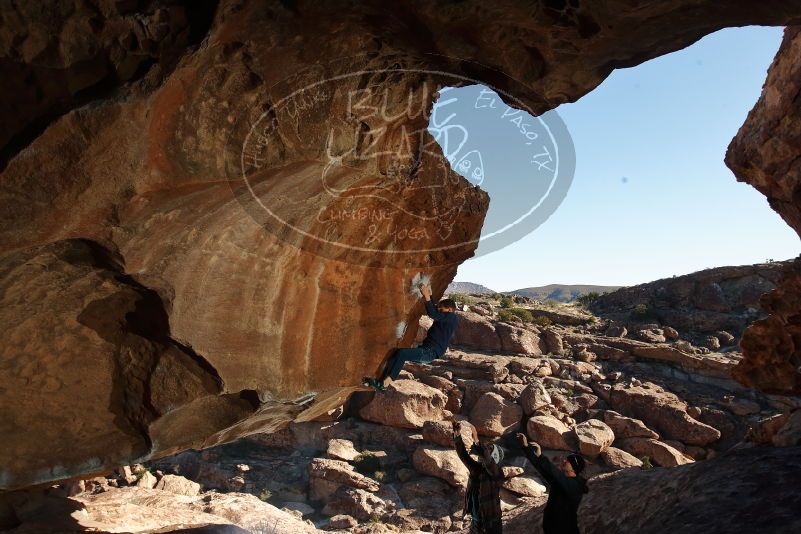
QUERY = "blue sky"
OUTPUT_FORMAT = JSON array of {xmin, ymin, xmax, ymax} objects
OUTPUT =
[{"xmin": 436, "ymin": 26, "xmax": 800, "ymax": 292}]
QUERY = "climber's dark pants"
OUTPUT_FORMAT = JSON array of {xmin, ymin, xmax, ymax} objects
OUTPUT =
[{"xmin": 383, "ymin": 346, "xmax": 438, "ymax": 380}]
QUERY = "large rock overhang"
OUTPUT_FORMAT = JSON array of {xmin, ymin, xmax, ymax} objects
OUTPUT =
[{"xmin": 1, "ymin": 0, "xmax": 801, "ymax": 490}]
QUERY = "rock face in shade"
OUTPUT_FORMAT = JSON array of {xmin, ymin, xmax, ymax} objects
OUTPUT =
[
  {"xmin": 2, "ymin": 0, "xmax": 801, "ymax": 491},
  {"xmin": 578, "ymin": 446, "xmax": 801, "ymax": 534},
  {"xmin": 726, "ymin": 27, "xmax": 801, "ymax": 396}
]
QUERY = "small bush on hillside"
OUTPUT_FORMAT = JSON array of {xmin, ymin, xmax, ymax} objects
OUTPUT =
[
  {"xmin": 576, "ymin": 291, "xmax": 601, "ymax": 308},
  {"xmin": 497, "ymin": 309, "xmax": 514, "ymax": 322},
  {"xmin": 630, "ymin": 303, "xmax": 656, "ymax": 321},
  {"xmin": 499, "ymin": 295, "xmax": 514, "ymax": 309},
  {"xmin": 510, "ymin": 308, "xmax": 534, "ymax": 322},
  {"xmin": 449, "ymin": 293, "xmax": 473, "ymax": 305},
  {"xmin": 497, "ymin": 307, "xmax": 536, "ymax": 323},
  {"xmin": 639, "ymin": 456, "xmax": 653, "ymax": 470},
  {"xmin": 258, "ymin": 489, "xmax": 273, "ymax": 502},
  {"xmin": 532, "ymin": 315, "xmax": 552, "ymax": 327}
]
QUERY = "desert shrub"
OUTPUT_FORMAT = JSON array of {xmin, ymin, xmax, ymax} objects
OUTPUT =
[
  {"xmin": 499, "ymin": 295, "xmax": 514, "ymax": 309},
  {"xmin": 354, "ymin": 452, "xmax": 382, "ymax": 478},
  {"xmin": 449, "ymin": 293, "xmax": 473, "ymax": 305},
  {"xmin": 531, "ymin": 315, "xmax": 552, "ymax": 327},
  {"xmin": 640, "ymin": 456, "xmax": 653, "ymax": 469},
  {"xmin": 576, "ymin": 291, "xmax": 601, "ymax": 308},
  {"xmin": 509, "ymin": 308, "xmax": 534, "ymax": 322},
  {"xmin": 497, "ymin": 309, "xmax": 514, "ymax": 322},
  {"xmin": 131, "ymin": 465, "xmax": 147, "ymax": 481},
  {"xmin": 630, "ymin": 303, "xmax": 656, "ymax": 321},
  {"xmin": 258, "ymin": 489, "xmax": 273, "ymax": 502}
]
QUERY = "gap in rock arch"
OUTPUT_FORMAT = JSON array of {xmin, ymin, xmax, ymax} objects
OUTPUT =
[{"xmin": 434, "ymin": 26, "xmax": 800, "ymax": 295}]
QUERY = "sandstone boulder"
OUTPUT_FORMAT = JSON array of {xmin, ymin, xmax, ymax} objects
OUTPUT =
[
  {"xmin": 502, "ymin": 475, "xmax": 547, "ymax": 497},
  {"xmin": 322, "ymin": 486, "xmax": 390, "ymax": 520},
  {"xmin": 154, "ymin": 474, "xmax": 200, "ymax": 496},
  {"xmin": 579, "ymin": 446, "xmax": 801, "ymax": 533},
  {"xmin": 574, "ymin": 419, "xmax": 615, "ymax": 457},
  {"xmin": 773, "ymin": 409, "xmax": 801, "ymax": 447},
  {"xmin": 637, "ymin": 328, "xmax": 666, "ymax": 343},
  {"xmin": 412, "ymin": 446, "xmax": 469, "ymax": 488},
  {"xmin": 527, "ymin": 416, "xmax": 572, "ymax": 450},
  {"xmin": 608, "ymin": 385, "xmax": 720, "ymax": 446},
  {"xmin": 470, "ymin": 392, "xmax": 523, "ymax": 437},
  {"xmin": 616, "ymin": 438, "xmax": 693, "ymax": 468},
  {"xmin": 703, "ymin": 335, "xmax": 721, "ymax": 350},
  {"xmin": 714, "ymin": 330, "xmax": 736, "ymax": 346},
  {"xmin": 63, "ymin": 487, "xmax": 324, "ymax": 533},
  {"xmin": 308, "ymin": 458, "xmax": 379, "ymax": 501},
  {"xmin": 360, "ymin": 380, "xmax": 448, "ymax": 430},
  {"xmin": 136, "ymin": 471, "xmax": 157, "ymax": 490},
  {"xmin": 326, "ymin": 439, "xmax": 360, "ymax": 462},
  {"xmin": 520, "ymin": 381, "xmax": 552, "ymax": 415},
  {"xmin": 602, "ymin": 410, "xmax": 659, "ymax": 439},
  {"xmin": 422, "ymin": 420, "xmax": 457, "ymax": 448},
  {"xmin": 329, "ymin": 515, "xmax": 358, "ymax": 529},
  {"xmin": 450, "ymin": 312, "xmax": 501, "ymax": 352},
  {"xmin": 601, "ymin": 447, "xmax": 643, "ymax": 470},
  {"xmin": 543, "ymin": 329, "xmax": 565, "ymax": 355},
  {"xmin": 663, "ymin": 326, "xmax": 680, "ymax": 340},
  {"xmin": 417, "ymin": 374, "xmax": 464, "ymax": 413},
  {"xmin": 746, "ymin": 413, "xmax": 790, "ymax": 445},
  {"xmin": 497, "ymin": 323, "xmax": 544, "ymax": 355},
  {"xmin": 469, "ymin": 304, "xmax": 493, "ymax": 317},
  {"xmin": 605, "ymin": 325, "xmax": 628, "ymax": 338}
]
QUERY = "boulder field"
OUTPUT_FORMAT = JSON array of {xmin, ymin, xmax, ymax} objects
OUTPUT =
[{"xmin": 12, "ymin": 296, "xmax": 797, "ymax": 532}]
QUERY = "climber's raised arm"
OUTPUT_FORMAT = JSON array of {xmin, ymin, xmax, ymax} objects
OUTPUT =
[{"xmin": 420, "ymin": 284, "xmax": 447, "ymax": 321}]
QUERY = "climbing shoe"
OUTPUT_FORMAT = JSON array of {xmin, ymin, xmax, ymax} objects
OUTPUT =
[{"xmin": 362, "ymin": 377, "xmax": 386, "ymax": 392}]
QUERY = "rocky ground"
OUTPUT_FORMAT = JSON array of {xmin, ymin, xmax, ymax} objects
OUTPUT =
[{"xmin": 14, "ymin": 287, "xmax": 800, "ymax": 534}]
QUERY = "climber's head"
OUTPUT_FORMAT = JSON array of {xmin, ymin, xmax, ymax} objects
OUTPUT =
[
  {"xmin": 472, "ymin": 441, "xmax": 504, "ymax": 466},
  {"xmin": 561, "ymin": 454, "xmax": 585, "ymax": 477},
  {"xmin": 437, "ymin": 298, "xmax": 457, "ymax": 313}
]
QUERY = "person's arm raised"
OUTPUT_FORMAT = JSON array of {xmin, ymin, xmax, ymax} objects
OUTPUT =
[
  {"xmin": 517, "ymin": 433, "xmax": 567, "ymax": 487},
  {"xmin": 453, "ymin": 422, "xmax": 480, "ymax": 469},
  {"xmin": 421, "ymin": 284, "xmax": 447, "ymax": 320}
]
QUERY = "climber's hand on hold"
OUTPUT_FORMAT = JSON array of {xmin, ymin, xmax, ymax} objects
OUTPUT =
[
  {"xmin": 419, "ymin": 283, "xmax": 432, "ymax": 300},
  {"xmin": 515, "ymin": 433, "xmax": 528, "ymax": 448}
]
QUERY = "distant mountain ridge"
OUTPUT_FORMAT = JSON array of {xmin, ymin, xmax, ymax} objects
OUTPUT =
[
  {"xmin": 445, "ymin": 281, "xmax": 496, "ymax": 295},
  {"xmin": 446, "ymin": 281, "xmax": 622, "ymax": 302},
  {"xmin": 507, "ymin": 284, "xmax": 622, "ymax": 302}
]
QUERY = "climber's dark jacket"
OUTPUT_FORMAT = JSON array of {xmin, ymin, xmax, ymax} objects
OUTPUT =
[
  {"xmin": 522, "ymin": 446, "xmax": 587, "ymax": 534},
  {"xmin": 420, "ymin": 299, "xmax": 459, "ymax": 357}
]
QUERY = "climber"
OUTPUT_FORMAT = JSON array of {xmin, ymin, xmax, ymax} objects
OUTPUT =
[
  {"xmin": 363, "ymin": 282, "xmax": 459, "ymax": 391},
  {"xmin": 516, "ymin": 433, "xmax": 587, "ymax": 534},
  {"xmin": 453, "ymin": 421, "xmax": 505, "ymax": 534}
]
